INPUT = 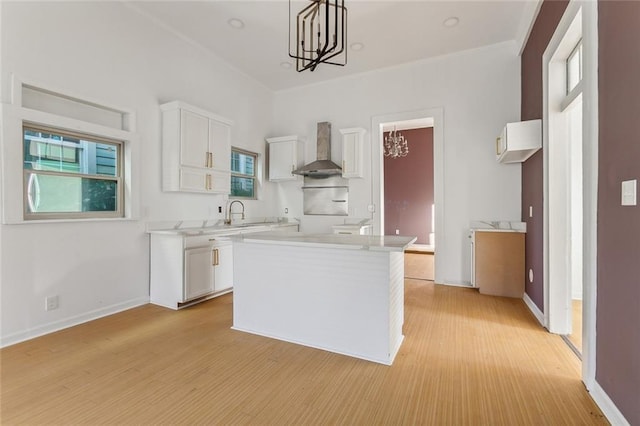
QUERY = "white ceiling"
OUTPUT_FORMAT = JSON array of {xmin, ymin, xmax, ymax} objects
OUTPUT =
[{"xmin": 127, "ymin": 1, "xmax": 539, "ymax": 92}]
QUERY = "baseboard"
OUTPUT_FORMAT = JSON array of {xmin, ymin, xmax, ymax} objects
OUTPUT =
[
  {"xmin": 0, "ymin": 296, "xmax": 150, "ymax": 348},
  {"xmin": 523, "ymin": 292, "xmax": 545, "ymax": 326},
  {"xmin": 590, "ymin": 381, "xmax": 630, "ymax": 426}
]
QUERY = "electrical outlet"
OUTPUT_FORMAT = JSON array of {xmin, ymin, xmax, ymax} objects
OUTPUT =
[
  {"xmin": 285, "ymin": 208, "xmax": 289, "ymax": 214},
  {"xmin": 529, "ymin": 205, "xmax": 533, "ymax": 218},
  {"xmin": 45, "ymin": 295, "xmax": 59, "ymax": 311},
  {"xmin": 395, "ymin": 229, "xmax": 399, "ymax": 235},
  {"xmin": 218, "ymin": 206, "xmax": 222, "ymax": 213},
  {"xmin": 367, "ymin": 204, "xmax": 375, "ymax": 213}
]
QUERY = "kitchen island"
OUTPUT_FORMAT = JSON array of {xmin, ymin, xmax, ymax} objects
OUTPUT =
[{"xmin": 231, "ymin": 232, "xmax": 416, "ymax": 365}]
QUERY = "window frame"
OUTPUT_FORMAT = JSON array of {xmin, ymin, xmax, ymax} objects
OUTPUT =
[
  {"xmin": 22, "ymin": 124, "xmax": 125, "ymax": 220},
  {"xmin": 230, "ymin": 147, "xmax": 258, "ymax": 200},
  {"xmin": 566, "ymin": 39, "xmax": 582, "ymax": 95}
]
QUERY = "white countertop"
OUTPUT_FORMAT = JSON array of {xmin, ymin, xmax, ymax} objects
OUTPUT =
[
  {"xmin": 470, "ymin": 221, "xmax": 526, "ymax": 233},
  {"xmin": 146, "ymin": 218, "xmax": 299, "ymax": 236},
  {"xmin": 235, "ymin": 231, "xmax": 417, "ymax": 252}
]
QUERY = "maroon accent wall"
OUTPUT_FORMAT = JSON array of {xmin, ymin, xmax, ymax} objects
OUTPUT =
[
  {"xmin": 597, "ymin": 2, "xmax": 640, "ymax": 423},
  {"xmin": 522, "ymin": 1, "xmax": 640, "ymax": 422},
  {"xmin": 520, "ymin": 0, "xmax": 569, "ymax": 310},
  {"xmin": 383, "ymin": 128, "xmax": 434, "ymax": 244}
]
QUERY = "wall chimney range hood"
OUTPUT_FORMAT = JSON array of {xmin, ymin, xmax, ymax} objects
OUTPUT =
[{"xmin": 292, "ymin": 122, "xmax": 342, "ymax": 178}]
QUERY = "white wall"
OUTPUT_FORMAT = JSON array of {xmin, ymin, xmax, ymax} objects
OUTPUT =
[
  {"xmin": 272, "ymin": 41, "xmax": 522, "ymax": 285},
  {"xmin": 0, "ymin": 2, "xmax": 276, "ymax": 345}
]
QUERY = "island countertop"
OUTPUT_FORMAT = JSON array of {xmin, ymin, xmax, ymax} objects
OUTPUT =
[{"xmin": 234, "ymin": 231, "xmax": 417, "ymax": 252}]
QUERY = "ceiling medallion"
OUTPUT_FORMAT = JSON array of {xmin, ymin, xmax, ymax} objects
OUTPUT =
[{"xmin": 288, "ymin": 0, "xmax": 348, "ymax": 72}]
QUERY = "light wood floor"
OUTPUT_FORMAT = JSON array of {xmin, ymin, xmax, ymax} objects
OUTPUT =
[
  {"xmin": 1, "ymin": 280, "xmax": 606, "ymax": 425},
  {"xmin": 568, "ymin": 299, "xmax": 583, "ymax": 353},
  {"xmin": 405, "ymin": 252, "xmax": 435, "ymax": 281}
]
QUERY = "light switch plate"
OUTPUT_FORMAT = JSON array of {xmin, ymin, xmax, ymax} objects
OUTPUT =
[{"xmin": 621, "ymin": 179, "xmax": 637, "ymax": 206}]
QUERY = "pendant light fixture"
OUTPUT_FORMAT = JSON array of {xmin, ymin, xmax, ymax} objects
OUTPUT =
[
  {"xmin": 289, "ymin": 0, "xmax": 347, "ymax": 72},
  {"xmin": 384, "ymin": 127, "xmax": 409, "ymax": 159}
]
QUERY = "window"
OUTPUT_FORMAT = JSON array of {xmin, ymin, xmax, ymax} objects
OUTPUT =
[
  {"xmin": 566, "ymin": 40, "xmax": 582, "ymax": 94},
  {"xmin": 230, "ymin": 148, "xmax": 257, "ymax": 199},
  {"xmin": 23, "ymin": 125, "xmax": 123, "ymax": 219}
]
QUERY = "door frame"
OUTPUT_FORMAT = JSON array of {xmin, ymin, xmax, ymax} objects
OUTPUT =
[
  {"xmin": 542, "ymin": 0, "xmax": 598, "ymax": 388},
  {"xmin": 371, "ymin": 108, "xmax": 444, "ymax": 283}
]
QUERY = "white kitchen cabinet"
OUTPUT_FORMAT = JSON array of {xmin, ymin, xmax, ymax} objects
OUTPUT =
[
  {"xmin": 496, "ymin": 119, "xmax": 541, "ymax": 163},
  {"xmin": 150, "ymin": 233, "xmax": 234, "ymax": 310},
  {"xmin": 213, "ymin": 241, "xmax": 233, "ymax": 292},
  {"xmin": 266, "ymin": 135, "xmax": 304, "ymax": 181},
  {"xmin": 161, "ymin": 101, "xmax": 232, "ymax": 193},
  {"xmin": 184, "ymin": 246, "xmax": 214, "ymax": 300},
  {"xmin": 340, "ymin": 127, "xmax": 366, "ymax": 178}
]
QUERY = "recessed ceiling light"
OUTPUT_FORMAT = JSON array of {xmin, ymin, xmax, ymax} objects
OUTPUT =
[
  {"xmin": 280, "ymin": 61, "xmax": 292, "ymax": 69},
  {"xmin": 443, "ymin": 17, "xmax": 459, "ymax": 28},
  {"xmin": 227, "ymin": 18, "xmax": 245, "ymax": 29},
  {"xmin": 350, "ymin": 42, "xmax": 364, "ymax": 51}
]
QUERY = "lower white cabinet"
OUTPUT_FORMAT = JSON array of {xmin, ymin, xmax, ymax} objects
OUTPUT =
[
  {"xmin": 184, "ymin": 246, "xmax": 215, "ymax": 301},
  {"xmin": 150, "ymin": 234, "xmax": 234, "ymax": 310},
  {"xmin": 213, "ymin": 242, "xmax": 233, "ymax": 293}
]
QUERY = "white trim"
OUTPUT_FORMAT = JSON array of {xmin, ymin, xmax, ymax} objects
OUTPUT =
[
  {"xmin": 371, "ymin": 108, "xmax": 445, "ymax": 284},
  {"xmin": 543, "ymin": 2, "xmax": 583, "ymax": 336},
  {"xmin": 517, "ymin": 0, "xmax": 544, "ymax": 55},
  {"xmin": 11, "ymin": 74, "xmax": 136, "ymax": 132},
  {"xmin": 523, "ymin": 292, "xmax": 545, "ymax": 326},
  {"xmin": 590, "ymin": 381, "xmax": 631, "ymax": 426},
  {"xmin": 0, "ymin": 297, "xmax": 149, "ymax": 348},
  {"xmin": 580, "ymin": 0, "xmax": 599, "ymax": 392},
  {"xmin": 542, "ymin": 0, "xmax": 599, "ymax": 396}
]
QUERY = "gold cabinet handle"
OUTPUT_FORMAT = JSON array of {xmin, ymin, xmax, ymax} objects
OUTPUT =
[
  {"xmin": 205, "ymin": 152, "xmax": 209, "ymax": 167},
  {"xmin": 495, "ymin": 137, "xmax": 501, "ymax": 156},
  {"xmin": 213, "ymin": 248, "xmax": 219, "ymax": 266},
  {"xmin": 212, "ymin": 249, "xmax": 216, "ymax": 266},
  {"xmin": 210, "ymin": 152, "xmax": 214, "ymax": 168}
]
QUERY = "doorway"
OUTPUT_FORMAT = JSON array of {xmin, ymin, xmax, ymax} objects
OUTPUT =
[
  {"xmin": 381, "ymin": 124, "xmax": 435, "ymax": 280},
  {"xmin": 371, "ymin": 108, "xmax": 444, "ymax": 283},
  {"xmin": 544, "ymin": 3, "xmax": 585, "ymax": 356}
]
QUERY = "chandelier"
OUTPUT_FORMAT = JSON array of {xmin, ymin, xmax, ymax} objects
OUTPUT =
[
  {"xmin": 289, "ymin": 0, "xmax": 347, "ymax": 72},
  {"xmin": 384, "ymin": 127, "xmax": 409, "ymax": 159}
]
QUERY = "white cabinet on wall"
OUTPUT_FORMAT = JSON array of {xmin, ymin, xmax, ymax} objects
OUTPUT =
[
  {"xmin": 340, "ymin": 127, "xmax": 366, "ymax": 178},
  {"xmin": 161, "ymin": 101, "xmax": 232, "ymax": 193},
  {"xmin": 266, "ymin": 135, "xmax": 304, "ymax": 182},
  {"xmin": 150, "ymin": 233, "xmax": 234, "ymax": 310},
  {"xmin": 496, "ymin": 119, "xmax": 541, "ymax": 163}
]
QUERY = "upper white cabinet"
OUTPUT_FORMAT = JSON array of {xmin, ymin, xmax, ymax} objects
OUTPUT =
[
  {"xmin": 161, "ymin": 101, "xmax": 232, "ymax": 193},
  {"xmin": 496, "ymin": 119, "xmax": 541, "ymax": 163},
  {"xmin": 266, "ymin": 135, "xmax": 304, "ymax": 182},
  {"xmin": 340, "ymin": 127, "xmax": 366, "ymax": 178}
]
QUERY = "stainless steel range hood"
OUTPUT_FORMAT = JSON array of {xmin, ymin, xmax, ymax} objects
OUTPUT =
[{"xmin": 292, "ymin": 122, "xmax": 342, "ymax": 178}]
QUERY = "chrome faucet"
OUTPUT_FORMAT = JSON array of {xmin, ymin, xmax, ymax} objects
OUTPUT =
[{"xmin": 224, "ymin": 200, "xmax": 245, "ymax": 225}]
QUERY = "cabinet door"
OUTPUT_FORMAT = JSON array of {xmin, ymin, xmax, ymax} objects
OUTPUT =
[
  {"xmin": 184, "ymin": 246, "xmax": 214, "ymax": 301},
  {"xmin": 341, "ymin": 128, "xmax": 365, "ymax": 178},
  {"xmin": 209, "ymin": 119, "xmax": 231, "ymax": 171},
  {"xmin": 213, "ymin": 242, "xmax": 234, "ymax": 292},
  {"xmin": 269, "ymin": 141, "xmax": 295, "ymax": 181},
  {"xmin": 179, "ymin": 167, "xmax": 209, "ymax": 192},
  {"xmin": 209, "ymin": 169, "xmax": 231, "ymax": 194},
  {"xmin": 180, "ymin": 110, "xmax": 210, "ymax": 169}
]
